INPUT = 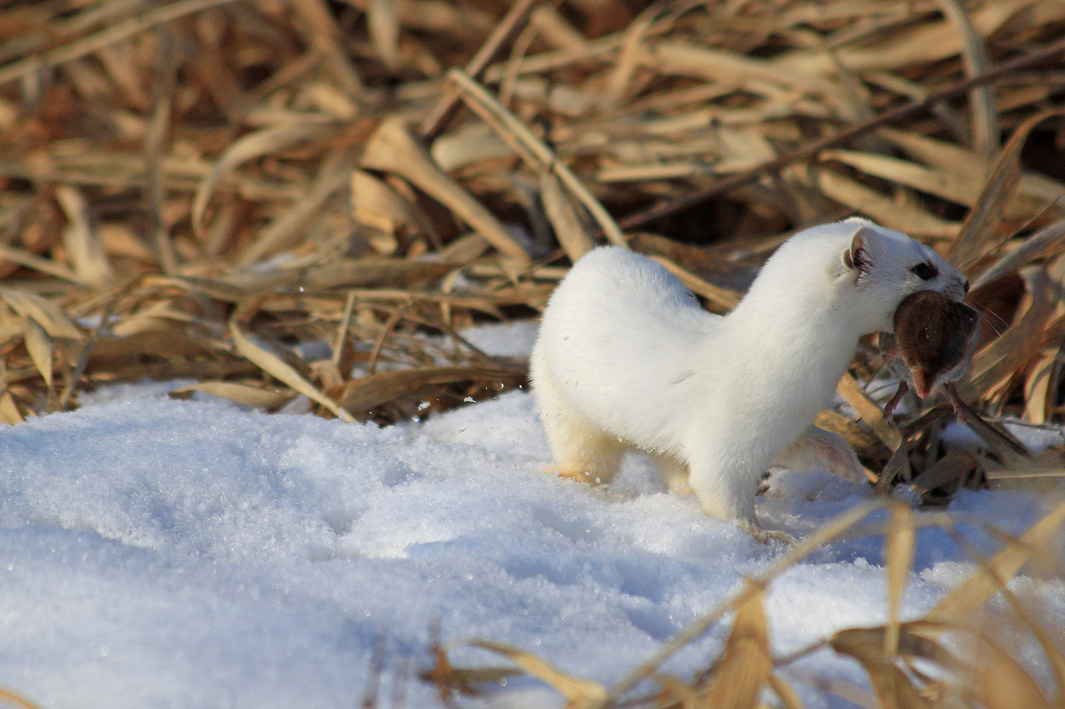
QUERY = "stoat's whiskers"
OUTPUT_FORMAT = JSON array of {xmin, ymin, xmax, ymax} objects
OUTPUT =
[{"xmin": 971, "ymin": 301, "xmax": 1010, "ymax": 339}]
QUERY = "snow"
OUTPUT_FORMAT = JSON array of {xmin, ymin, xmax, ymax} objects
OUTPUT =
[{"xmin": 1, "ymin": 320, "xmax": 1063, "ymax": 708}]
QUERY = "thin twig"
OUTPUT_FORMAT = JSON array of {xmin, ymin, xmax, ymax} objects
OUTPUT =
[
  {"xmin": 332, "ymin": 290, "xmax": 358, "ymax": 369},
  {"xmin": 367, "ymin": 303, "xmax": 411, "ymax": 375}
]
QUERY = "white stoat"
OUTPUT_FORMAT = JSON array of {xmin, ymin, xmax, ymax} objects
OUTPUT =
[{"xmin": 530, "ymin": 218, "xmax": 969, "ymax": 533}]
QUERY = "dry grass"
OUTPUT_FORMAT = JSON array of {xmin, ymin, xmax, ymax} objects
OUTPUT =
[
  {"xmin": 429, "ymin": 499, "xmax": 1065, "ymax": 708},
  {"xmin": 2, "ymin": 0, "xmax": 1065, "ymax": 706}
]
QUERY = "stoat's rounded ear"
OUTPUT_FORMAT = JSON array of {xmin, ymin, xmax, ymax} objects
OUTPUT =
[{"xmin": 842, "ymin": 228, "xmax": 871, "ymax": 275}]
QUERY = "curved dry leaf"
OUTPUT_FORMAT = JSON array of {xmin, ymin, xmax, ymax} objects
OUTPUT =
[
  {"xmin": 362, "ymin": 116, "xmax": 529, "ymax": 262},
  {"xmin": 0, "ymin": 289, "xmax": 83, "ymax": 340},
  {"xmin": 23, "ymin": 316, "xmax": 54, "ymax": 389},
  {"xmin": 0, "ymin": 389, "xmax": 23, "ymax": 425},
  {"xmin": 367, "ymin": 0, "xmax": 400, "ymax": 73},
  {"xmin": 540, "ymin": 171, "xmax": 593, "ymax": 262},
  {"xmin": 602, "ymin": 2, "xmax": 658, "ymax": 106},
  {"xmin": 767, "ymin": 674, "xmax": 805, "ymax": 709},
  {"xmin": 925, "ymin": 499, "xmax": 1065, "ymax": 625},
  {"xmin": 704, "ymin": 581, "xmax": 772, "ymax": 709},
  {"xmin": 915, "ymin": 555, "xmax": 1065, "ymax": 703},
  {"xmin": 908, "ymin": 449, "xmax": 979, "ymax": 497},
  {"xmin": 967, "ymin": 269, "xmax": 1054, "ymax": 401},
  {"xmin": 949, "ymin": 107, "xmax": 1065, "ymax": 270},
  {"xmin": 975, "ymin": 218, "xmax": 1065, "ymax": 289},
  {"xmin": 230, "ymin": 320, "xmax": 354, "ymax": 423},
  {"xmin": 0, "ymin": 242, "xmax": 84, "ymax": 285},
  {"xmin": 170, "ymin": 381, "xmax": 294, "ymax": 410},
  {"xmin": 895, "ymin": 622, "xmax": 970, "ymax": 671},
  {"xmin": 192, "ymin": 119, "xmax": 335, "ymax": 235},
  {"xmin": 463, "ymin": 640, "xmax": 606, "ymax": 708},
  {"xmin": 1023, "ymin": 348, "xmax": 1060, "ymax": 425},
  {"xmin": 879, "ymin": 127, "xmax": 1065, "ymax": 218},
  {"xmin": 804, "ymin": 167, "xmax": 958, "ymax": 238},
  {"xmin": 814, "ymin": 409, "xmax": 882, "ymax": 459},
  {"xmin": 821, "ymin": 149, "xmax": 981, "ymax": 208},
  {"xmin": 87, "ymin": 330, "xmax": 220, "ymax": 360},
  {"xmin": 829, "ymin": 628, "xmax": 931, "ymax": 709},
  {"xmin": 884, "ymin": 503, "xmax": 915, "ymax": 658},
  {"xmin": 55, "ymin": 185, "xmax": 114, "ymax": 287},
  {"xmin": 350, "ymin": 169, "xmax": 437, "ymax": 249},
  {"xmin": 977, "ymin": 640, "xmax": 1054, "ymax": 709},
  {"xmin": 837, "ymin": 372, "xmax": 901, "ymax": 450},
  {"xmin": 334, "ymin": 364, "xmax": 525, "ymax": 413}
]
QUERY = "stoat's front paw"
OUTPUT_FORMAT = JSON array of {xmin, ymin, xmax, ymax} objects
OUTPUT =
[{"xmin": 541, "ymin": 464, "xmax": 600, "ymax": 485}]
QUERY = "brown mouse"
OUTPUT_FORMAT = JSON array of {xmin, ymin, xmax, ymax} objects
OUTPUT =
[{"xmin": 881, "ymin": 290, "xmax": 979, "ymax": 419}]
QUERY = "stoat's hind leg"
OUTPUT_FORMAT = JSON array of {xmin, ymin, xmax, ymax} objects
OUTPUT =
[
  {"xmin": 651, "ymin": 452, "xmax": 690, "ymax": 495},
  {"xmin": 773, "ymin": 426, "xmax": 866, "ymax": 482},
  {"xmin": 539, "ymin": 413, "xmax": 625, "ymax": 485},
  {"xmin": 533, "ymin": 366, "xmax": 624, "ymax": 485}
]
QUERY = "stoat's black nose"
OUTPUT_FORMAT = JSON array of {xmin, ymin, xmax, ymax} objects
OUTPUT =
[{"xmin": 962, "ymin": 279, "xmax": 970, "ymax": 295}]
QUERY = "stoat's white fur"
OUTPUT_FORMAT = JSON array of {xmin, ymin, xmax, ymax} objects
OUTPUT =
[{"xmin": 531, "ymin": 218, "xmax": 968, "ymax": 530}]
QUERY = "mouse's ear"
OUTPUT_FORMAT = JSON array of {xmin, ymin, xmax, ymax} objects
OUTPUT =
[{"xmin": 842, "ymin": 226, "xmax": 875, "ymax": 276}]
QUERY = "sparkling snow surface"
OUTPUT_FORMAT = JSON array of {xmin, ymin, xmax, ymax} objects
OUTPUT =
[{"xmin": 1, "ymin": 321, "xmax": 1063, "ymax": 708}]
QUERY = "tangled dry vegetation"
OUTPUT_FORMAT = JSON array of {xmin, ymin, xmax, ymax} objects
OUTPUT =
[
  {"xmin": 1, "ymin": 0, "xmax": 1065, "ymax": 706},
  {"xmin": 429, "ymin": 499, "xmax": 1065, "ymax": 709}
]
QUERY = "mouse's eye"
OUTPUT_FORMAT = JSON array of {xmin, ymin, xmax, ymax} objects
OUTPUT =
[{"xmin": 911, "ymin": 262, "xmax": 937, "ymax": 280}]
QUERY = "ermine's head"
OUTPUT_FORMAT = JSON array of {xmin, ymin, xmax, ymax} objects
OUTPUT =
[
  {"xmin": 836, "ymin": 218, "xmax": 968, "ymax": 332},
  {"xmin": 739, "ymin": 218, "xmax": 969, "ymax": 335}
]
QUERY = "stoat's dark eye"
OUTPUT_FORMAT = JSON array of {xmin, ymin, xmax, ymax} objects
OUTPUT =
[{"xmin": 911, "ymin": 262, "xmax": 937, "ymax": 280}]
